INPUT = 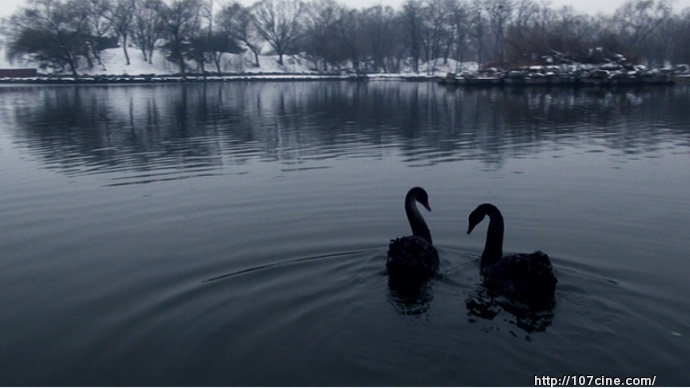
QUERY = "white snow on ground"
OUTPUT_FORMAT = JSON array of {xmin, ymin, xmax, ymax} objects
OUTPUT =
[{"xmin": 1, "ymin": 45, "xmax": 477, "ymax": 78}]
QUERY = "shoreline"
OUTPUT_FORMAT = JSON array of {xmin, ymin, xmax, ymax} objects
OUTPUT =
[
  {"xmin": 1, "ymin": 72, "xmax": 688, "ymax": 86},
  {"xmin": 0, "ymin": 73, "xmax": 438, "ymax": 84},
  {"xmin": 439, "ymin": 74, "xmax": 685, "ymax": 88}
]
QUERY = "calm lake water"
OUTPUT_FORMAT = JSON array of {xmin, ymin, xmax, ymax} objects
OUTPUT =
[{"xmin": 1, "ymin": 81, "xmax": 689, "ymax": 386}]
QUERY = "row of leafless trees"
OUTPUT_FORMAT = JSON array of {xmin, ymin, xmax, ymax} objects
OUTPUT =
[{"xmin": 1, "ymin": 0, "xmax": 689, "ymax": 76}]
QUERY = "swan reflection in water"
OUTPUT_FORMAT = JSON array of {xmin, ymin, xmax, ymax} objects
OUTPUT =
[
  {"xmin": 465, "ymin": 287, "xmax": 555, "ymax": 333},
  {"xmin": 386, "ymin": 274, "xmax": 435, "ymax": 316}
]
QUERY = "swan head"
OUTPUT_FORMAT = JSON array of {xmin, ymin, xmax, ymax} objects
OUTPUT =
[
  {"xmin": 409, "ymin": 186, "xmax": 431, "ymax": 212},
  {"xmin": 467, "ymin": 207, "xmax": 486, "ymax": 234},
  {"xmin": 467, "ymin": 203, "xmax": 501, "ymax": 234}
]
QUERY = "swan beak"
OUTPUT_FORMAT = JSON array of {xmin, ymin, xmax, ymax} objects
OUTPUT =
[
  {"xmin": 423, "ymin": 201, "xmax": 431, "ymax": 212},
  {"xmin": 467, "ymin": 224, "xmax": 475, "ymax": 235}
]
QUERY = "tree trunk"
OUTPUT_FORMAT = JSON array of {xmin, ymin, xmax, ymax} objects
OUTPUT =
[
  {"xmin": 122, "ymin": 35, "xmax": 131, "ymax": 66},
  {"xmin": 66, "ymin": 52, "xmax": 79, "ymax": 77},
  {"xmin": 214, "ymin": 53, "xmax": 222, "ymax": 74},
  {"xmin": 147, "ymin": 47, "xmax": 154, "ymax": 64},
  {"xmin": 91, "ymin": 46, "xmax": 103, "ymax": 66},
  {"xmin": 176, "ymin": 43, "xmax": 186, "ymax": 75}
]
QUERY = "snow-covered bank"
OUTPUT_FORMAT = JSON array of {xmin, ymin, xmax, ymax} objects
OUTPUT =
[
  {"xmin": 0, "ymin": 47, "xmax": 472, "ymax": 83},
  {"xmin": 4, "ymin": 46, "xmax": 685, "ymax": 86},
  {"xmin": 0, "ymin": 74, "xmax": 445, "ymax": 84}
]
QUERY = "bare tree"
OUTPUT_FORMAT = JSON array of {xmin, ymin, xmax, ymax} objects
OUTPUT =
[
  {"xmin": 111, "ymin": 0, "xmax": 137, "ymax": 65},
  {"xmin": 449, "ymin": 0, "xmax": 473, "ymax": 67},
  {"xmin": 401, "ymin": 0, "xmax": 423, "ymax": 73},
  {"xmin": 301, "ymin": 0, "xmax": 345, "ymax": 70},
  {"xmin": 484, "ymin": 0, "xmax": 513, "ymax": 66},
  {"xmin": 131, "ymin": 0, "xmax": 165, "ymax": 64},
  {"xmin": 504, "ymin": 0, "xmax": 538, "ymax": 58},
  {"xmin": 669, "ymin": 9, "xmax": 690, "ymax": 63},
  {"xmin": 504, "ymin": 3, "xmax": 590, "ymax": 66},
  {"xmin": 614, "ymin": 0, "xmax": 672, "ymax": 45},
  {"xmin": 160, "ymin": 0, "xmax": 202, "ymax": 75},
  {"xmin": 186, "ymin": 0, "xmax": 213, "ymax": 74},
  {"xmin": 360, "ymin": 5, "xmax": 401, "ymax": 73},
  {"xmin": 217, "ymin": 2, "xmax": 263, "ymax": 67},
  {"xmin": 192, "ymin": 0, "xmax": 243, "ymax": 74},
  {"xmin": 5, "ymin": 0, "xmax": 92, "ymax": 75},
  {"xmin": 251, "ymin": 0, "xmax": 304, "ymax": 66},
  {"xmin": 334, "ymin": 8, "xmax": 364, "ymax": 71},
  {"xmin": 417, "ymin": 0, "xmax": 456, "ymax": 73},
  {"xmin": 469, "ymin": 0, "xmax": 486, "ymax": 66},
  {"xmin": 613, "ymin": 0, "xmax": 673, "ymax": 65},
  {"xmin": 78, "ymin": 0, "xmax": 115, "ymax": 67}
]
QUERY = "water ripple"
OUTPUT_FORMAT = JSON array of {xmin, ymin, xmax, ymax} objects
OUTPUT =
[{"xmin": 202, "ymin": 249, "xmax": 371, "ymax": 283}]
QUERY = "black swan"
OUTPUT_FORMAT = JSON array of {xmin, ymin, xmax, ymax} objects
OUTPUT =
[
  {"xmin": 467, "ymin": 203, "xmax": 557, "ymax": 300},
  {"xmin": 387, "ymin": 187, "xmax": 440, "ymax": 278}
]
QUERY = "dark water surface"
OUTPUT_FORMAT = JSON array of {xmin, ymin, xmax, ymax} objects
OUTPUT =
[{"xmin": 1, "ymin": 82, "xmax": 688, "ymax": 386}]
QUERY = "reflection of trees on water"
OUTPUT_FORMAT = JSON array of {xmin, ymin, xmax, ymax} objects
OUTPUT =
[{"xmin": 2, "ymin": 82, "xmax": 689, "ymax": 177}]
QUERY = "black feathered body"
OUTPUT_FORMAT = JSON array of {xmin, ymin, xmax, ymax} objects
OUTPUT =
[
  {"xmin": 387, "ymin": 236, "xmax": 439, "ymax": 278},
  {"xmin": 481, "ymin": 250, "xmax": 557, "ymax": 300}
]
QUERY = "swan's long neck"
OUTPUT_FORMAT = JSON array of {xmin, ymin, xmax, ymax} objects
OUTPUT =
[
  {"xmin": 481, "ymin": 205, "xmax": 504, "ymax": 267},
  {"xmin": 405, "ymin": 194, "xmax": 433, "ymax": 244}
]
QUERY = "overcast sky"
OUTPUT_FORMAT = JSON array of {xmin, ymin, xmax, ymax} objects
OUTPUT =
[{"xmin": 1, "ymin": 0, "xmax": 689, "ymax": 20}]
